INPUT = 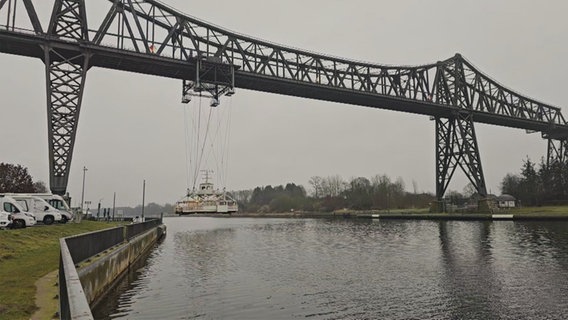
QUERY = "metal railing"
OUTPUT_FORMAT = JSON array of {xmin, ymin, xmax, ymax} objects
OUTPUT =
[
  {"xmin": 65, "ymin": 227, "xmax": 125, "ymax": 264},
  {"xmin": 125, "ymin": 218, "xmax": 162, "ymax": 240},
  {"xmin": 59, "ymin": 239, "xmax": 93, "ymax": 320}
]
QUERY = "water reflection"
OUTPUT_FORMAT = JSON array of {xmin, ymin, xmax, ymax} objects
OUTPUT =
[
  {"xmin": 438, "ymin": 221, "xmax": 503, "ymax": 319},
  {"xmin": 92, "ymin": 242, "xmax": 162, "ymax": 319},
  {"xmin": 96, "ymin": 218, "xmax": 568, "ymax": 319},
  {"xmin": 174, "ymin": 228, "xmax": 237, "ymax": 280},
  {"xmin": 438, "ymin": 221, "xmax": 568, "ymax": 319}
]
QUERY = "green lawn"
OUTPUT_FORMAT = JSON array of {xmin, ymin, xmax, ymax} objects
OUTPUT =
[
  {"xmin": 367, "ymin": 206, "xmax": 568, "ymax": 216},
  {"xmin": 500, "ymin": 205, "xmax": 568, "ymax": 215},
  {"xmin": 0, "ymin": 221, "xmax": 123, "ymax": 320}
]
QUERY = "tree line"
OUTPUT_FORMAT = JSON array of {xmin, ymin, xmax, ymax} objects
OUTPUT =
[
  {"xmin": 0, "ymin": 163, "xmax": 48, "ymax": 193},
  {"xmin": 500, "ymin": 158, "xmax": 568, "ymax": 207},
  {"xmin": 236, "ymin": 175, "xmax": 435, "ymax": 213},
  {"xmin": 3, "ymin": 159, "xmax": 566, "ymax": 215}
]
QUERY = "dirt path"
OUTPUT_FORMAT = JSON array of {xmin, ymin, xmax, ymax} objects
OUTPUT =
[{"xmin": 31, "ymin": 270, "xmax": 58, "ymax": 320}]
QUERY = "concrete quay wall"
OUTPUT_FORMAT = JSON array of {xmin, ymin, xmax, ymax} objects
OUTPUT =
[
  {"xmin": 77, "ymin": 225, "xmax": 166, "ymax": 307},
  {"xmin": 59, "ymin": 223, "xmax": 166, "ymax": 320}
]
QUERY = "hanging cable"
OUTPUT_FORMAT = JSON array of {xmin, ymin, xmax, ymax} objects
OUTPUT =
[
  {"xmin": 192, "ymin": 96, "xmax": 203, "ymax": 190},
  {"xmin": 183, "ymin": 104, "xmax": 191, "ymax": 191},
  {"xmin": 195, "ymin": 106, "xmax": 214, "ymax": 185},
  {"xmin": 224, "ymin": 96, "xmax": 233, "ymax": 189},
  {"xmin": 181, "ymin": 92, "xmax": 235, "ymax": 196}
]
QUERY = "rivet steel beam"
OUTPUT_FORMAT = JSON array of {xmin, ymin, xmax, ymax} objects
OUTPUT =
[
  {"xmin": 547, "ymin": 139, "xmax": 568, "ymax": 167},
  {"xmin": 44, "ymin": 0, "xmax": 90, "ymax": 195},
  {"xmin": 434, "ymin": 57, "xmax": 487, "ymax": 199},
  {"xmin": 1, "ymin": 0, "xmax": 568, "ymax": 196}
]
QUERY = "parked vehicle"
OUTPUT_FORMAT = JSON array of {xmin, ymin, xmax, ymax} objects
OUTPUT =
[
  {"xmin": 1, "ymin": 193, "xmax": 73, "ymax": 223},
  {"xmin": 0, "ymin": 211, "xmax": 11, "ymax": 229},
  {"xmin": 8, "ymin": 211, "xmax": 37, "ymax": 229},
  {"xmin": 7, "ymin": 195, "xmax": 62, "ymax": 225},
  {"xmin": 30, "ymin": 193, "xmax": 74, "ymax": 223},
  {"xmin": 0, "ymin": 195, "xmax": 36, "ymax": 228}
]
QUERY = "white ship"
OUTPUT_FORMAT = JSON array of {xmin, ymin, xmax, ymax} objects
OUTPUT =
[{"xmin": 174, "ymin": 171, "xmax": 238, "ymax": 215}]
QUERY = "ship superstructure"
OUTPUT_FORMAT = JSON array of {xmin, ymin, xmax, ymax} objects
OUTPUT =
[{"xmin": 174, "ymin": 171, "xmax": 238, "ymax": 215}]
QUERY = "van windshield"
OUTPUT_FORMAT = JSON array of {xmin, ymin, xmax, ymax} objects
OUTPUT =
[
  {"xmin": 49, "ymin": 200, "xmax": 66, "ymax": 210},
  {"xmin": 3, "ymin": 202, "xmax": 19, "ymax": 213}
]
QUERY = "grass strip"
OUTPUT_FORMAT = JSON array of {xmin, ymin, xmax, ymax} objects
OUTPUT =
[{"xmin": 0, "ymin": 221, "xmax": 123, "ymax": 320}]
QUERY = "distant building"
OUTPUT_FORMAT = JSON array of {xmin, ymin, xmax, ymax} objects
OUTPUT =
[{"xmin": 496, "ymin": 194, "xmax": 516, "ymax": 208}]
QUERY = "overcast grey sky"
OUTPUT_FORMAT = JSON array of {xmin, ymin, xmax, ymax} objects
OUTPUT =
[{"xmin": 1, "ymin": 0, "xmax": 567, "ymax": 207}]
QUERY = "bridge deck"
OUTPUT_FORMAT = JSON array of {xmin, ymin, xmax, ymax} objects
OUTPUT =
[{"xmin": 2, "ymin": 30, "xmax": 566, "ymax": 138}]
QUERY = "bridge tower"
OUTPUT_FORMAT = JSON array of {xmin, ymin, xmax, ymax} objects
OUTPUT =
[
  {"xmin": 434, "ymin": 55, "xmax": 488, "ymax": 211},
  {"xmin": 547, "ymin": 139, "xmax": 568, "ymax": 167},
  {"xmin": 43, "ymin": 0, "xmax": 90, "ymax": 195}
]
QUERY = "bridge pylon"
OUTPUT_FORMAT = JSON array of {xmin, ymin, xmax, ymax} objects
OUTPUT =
[
  {"xmin": 435, "ymin": 114, "xmax": 487, "ymax": 200},
  {"xmin": 433, "ymin": 55, "xmax": 488, "ymax": 211},
  {"xmin": 44, "ymin": 0, "xmax": 90, "ymax": 195},
  {"xmin": 547, "ymin": 139, "xmax": 568, "ymax": 167}
]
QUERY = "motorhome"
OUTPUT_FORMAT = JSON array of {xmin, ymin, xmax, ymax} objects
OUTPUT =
[
  {"xmin": 0, "ymin": 211, "xmax": 10, "ymax": 229},
  {"xmin": 7, "ymin": 195, "xmax": 62, "ymax": 225},
  {"xmin": 0, "ymin": 195, "xmax": 36, "ymax": 228},
  {"xmin": 1, "ymin": 193, "xmax": 72, "ymax": 223},
  {"xmin": 27, "ymin": 193, "xmax": 73, "ymax": 223}
]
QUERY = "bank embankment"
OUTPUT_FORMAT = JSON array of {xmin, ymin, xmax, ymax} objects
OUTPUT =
[
  {"xmin": 59, "ymin": 221, "xmax": 166, "ymax": 320},
  {"xmin": 0, "ymin": 221, "xmax": 124, "ymax": 320},
  {"xmin": 78, "ymin": 225, "xmax": 166, "ymax": 308}
]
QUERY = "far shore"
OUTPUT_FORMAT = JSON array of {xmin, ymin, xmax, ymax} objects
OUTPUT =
[{"xmin": 165, "ymin": 206, "xmax": 568, "ymax": 221}]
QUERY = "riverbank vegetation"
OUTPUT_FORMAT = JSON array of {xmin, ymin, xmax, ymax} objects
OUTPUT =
[
  {"xmin": 500, "ymin": 205, "xmax": 568, "ymax": 216},
  {"xmin": 0, "ymin": 162, "xmax": 48, "ymax": 193},
  {"xmin": 230, "ymin": 175, "xmax": 436, "ymax": 213},
  {"xmin": 500, "ymin": 158, "xmax": 568, "ymax": 207},
  {"xmin": 0, "ymin": 221, "xmax": 123, "ymax": 320}
]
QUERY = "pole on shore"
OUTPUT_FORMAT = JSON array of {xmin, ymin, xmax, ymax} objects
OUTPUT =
[
  {"xmin": 142, "ymin": 180, "xmax": 146, "ymax": 222},
  {"xmin": 80, "ymin": 166, "xmax": 87, "ymax": 213},
  {"xmin": 112, "ymin": 192, "xmax": 116, "ymax": 221}
]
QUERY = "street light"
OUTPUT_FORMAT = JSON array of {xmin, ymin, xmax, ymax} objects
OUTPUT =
[
  {"xmin": 141, "ymin": 180, "xmax": 146, "ymax": 222},
  {"xmin": 80, "ymin": 166, "xmax": 88, "ymax": 213}
]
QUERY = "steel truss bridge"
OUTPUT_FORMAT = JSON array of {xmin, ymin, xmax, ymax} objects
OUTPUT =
[{"xmin": 1, "ymin": 0, "xmax": 567, "ymax": 204}]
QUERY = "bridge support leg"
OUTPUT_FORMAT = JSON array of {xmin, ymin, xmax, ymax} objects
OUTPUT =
[
  {"xmin": 545, "ymin": 139, "xmax": 568, "ymax": 201},
  {"xmin": 547, "ymin": 139, "xmax": 568, "ymax": 167},
  {"xmin": 44, "ymin": 0, "xmax": 90, "ymax": 195},
  {"xmin": 44, "ymin": 50, "xmax": 89, "ymax": 195},
  {"xmin": 434, "ymin": 113, "xmax": 488, "ymax": 212}
]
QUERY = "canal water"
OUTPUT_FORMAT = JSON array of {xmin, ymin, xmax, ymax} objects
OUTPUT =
[{"xmin": 93, "ymin": 217, "xmax": 568, "ymax": 319}]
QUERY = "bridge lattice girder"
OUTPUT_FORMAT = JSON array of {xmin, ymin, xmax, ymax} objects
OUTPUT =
[
  {"xmin": 548, "ymin": 139, "xmax": 568, "ymax": 167},
  {"xmin": 41, "ymin": 0, "xmax": 90, "ymax": 195},
  {"xmin": 1, "ymin": 0, "xmax": 568, "ymax": 198},
  {"xmin": 89, "ymin": 1, "xmax": 567, "ymax": 130}
]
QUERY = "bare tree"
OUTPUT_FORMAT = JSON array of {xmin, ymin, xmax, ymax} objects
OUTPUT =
[
  {"xmin": 308, "ymin": 176, "xmax": 323, "ymax": 198},
  {"xmin": 33, "ymin": 181, "xmax": 48, "ymax": 193}
]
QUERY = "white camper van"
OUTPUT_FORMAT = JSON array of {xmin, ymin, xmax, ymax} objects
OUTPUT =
[
  {"xmin": 0, "ymin": 211, "xmax": 11, "ymax": 229},
  {"xmin": 8, "ymin": 195, "xmax": 62, "ymax": 225},
  {"xmin": 0, "ymin": 195, "xmax": 36, "ymax": 228},
  {"xmin": 2, "ymin": 193, "xmax": 73, "ymax": 223},
  {"xmin": 32, "ymin": 194, "xmax": 73, "ymax": 223}
]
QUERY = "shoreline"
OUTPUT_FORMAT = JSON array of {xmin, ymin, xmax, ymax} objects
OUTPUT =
[{"xmin": 167, "ymin": 209, "xmax": 568, "ymax": 221}]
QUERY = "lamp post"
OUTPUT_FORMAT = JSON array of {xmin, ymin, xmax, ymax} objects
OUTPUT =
[
  {"xmin": 112, "ymin": 192, "xmax": 116, "ymax": 221},
  {"xmin": 141, "ymin": 180, "xmax": 146, "ymax": 222},
  {"xmin": 80, "ymin": 166, "xmax": 88, "ymax": 213}
]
